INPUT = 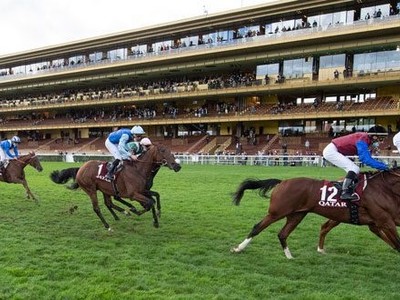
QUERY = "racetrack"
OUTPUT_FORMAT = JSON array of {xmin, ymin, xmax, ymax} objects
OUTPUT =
[{"xmin": 0, "ymin": 162, "xmax": 397, "ymax": 299}]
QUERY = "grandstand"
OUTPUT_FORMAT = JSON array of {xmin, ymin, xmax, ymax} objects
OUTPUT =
[{"xmin": 1, "ymin": 0, "xmax": 400, "ymax": 157}]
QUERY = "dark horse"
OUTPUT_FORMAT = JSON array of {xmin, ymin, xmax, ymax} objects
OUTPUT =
[
  {"xmin": 231, "ymin": 170, "xmax": 400, "ymax": 258},
  {"xmin": 0, "ymin": 152, "xmax": 43, "ymax": 202},
  {"xmin": 50, "ymin": 144, "xmax": 181, "ymax": 230}
]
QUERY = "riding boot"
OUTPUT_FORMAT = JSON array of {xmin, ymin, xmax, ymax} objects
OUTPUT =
[
  {"xmin": 341, "ymin": 171, "xmax": 358, "ymax": 201},
  {"xmin": 105, "ymin": 159, "xmax": 120, "ymax": 181}
]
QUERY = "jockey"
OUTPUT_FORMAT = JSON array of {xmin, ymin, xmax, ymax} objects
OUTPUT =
[
  {"xmin": 322, "ymin": 125, "xmax": 389, "ymax": 201},
  {"xmin": 124, "ymin": 137, "xmax": 152, "ymax": 161},
  {"xmin": 393, "ymin": 131, "xmax": 400, "ymax": 154},
  {"xmin": 0, "ymin": 136, "xmax": 21, "ymax": 170},
  {"xmin": 104, "ymin": 125, "xmax": 145, "ymax": 180}
]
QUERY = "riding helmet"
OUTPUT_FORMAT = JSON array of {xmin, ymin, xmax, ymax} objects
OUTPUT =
[
  {"xmin": 131, "ymin": 125, "xmax": 145, "ymax": 135},
  {"xmin": 367, "ymin": 125, "xmax": 387, "ymax": 136},
  {"xmin": 140, "ymin": 138, "xmax": 152, "ymax": 146},
  {"xmin": 11, "ymin": 136, "xmax": 21, "ymax": 143}
]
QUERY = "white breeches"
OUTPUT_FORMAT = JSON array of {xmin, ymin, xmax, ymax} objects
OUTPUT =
[
  {"xmin": 393, "ymin": 132, "xmax": 400, "ymax": 152},
  {"xmin": 323, "ymin": 142, "xmax": 360, "ymax": 174},
  {"xmin": 105, "ymin": 139, "xmax": 122, "ymax": 160},
  {"xmin": 0, "ymin": 148, "xmax": 9, "ymax": 161}
]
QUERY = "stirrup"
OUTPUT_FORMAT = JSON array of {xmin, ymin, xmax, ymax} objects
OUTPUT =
[
  {"xmin": 341, "ymin": 192, "xmax": 359, "ymax": 201},
  {"xmin": 105, "ymin": 173, "xmax": 114, "ymax": 180}
]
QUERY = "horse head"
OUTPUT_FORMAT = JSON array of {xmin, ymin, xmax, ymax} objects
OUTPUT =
[
  {"xmin": 25, "ymin": 151, "xmax": 43, "ymax": 172},
  {"xmin": 151, "ymin": 144, "xmax": 181, "ymax": 172}
]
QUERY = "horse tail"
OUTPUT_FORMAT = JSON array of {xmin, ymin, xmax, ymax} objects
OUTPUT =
[
  {"xmin": 232, "ymin": 178, "xmax": 282, "ymax": 205},
  {"xmin": 50, "ymin": 168, "xmax": 80, "ymax": 185}
]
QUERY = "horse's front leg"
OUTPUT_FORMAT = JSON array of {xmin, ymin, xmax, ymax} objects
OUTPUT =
[
  {"xmin": 149, "ymin": 190, "xmax": 161, "ymax": 218},
  {"xmin": 130, "ymin": 194, "xmax": 158, "ymax": 228},
  {"xmin": 21, "ymin": 180, "xmax": 38, "ymax": 203}
]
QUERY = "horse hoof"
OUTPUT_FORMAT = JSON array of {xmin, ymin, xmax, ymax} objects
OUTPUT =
[
  {"xmin": 230, "ymin": 247, "xmax": 241, "ymax": 253},
  {"xmin": 107, "ymin": 227, "xmax": 113, "ymax": 233},
  {"xmin": 317, "ymin": 247, "xmax": 326, "ymax": 254},
  {"xmin": 153, "ymin": 223, "xmax": 159, "ymax": 228}
]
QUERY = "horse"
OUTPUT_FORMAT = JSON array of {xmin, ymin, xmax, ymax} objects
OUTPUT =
[
  {"xmin": 0, "ymin": 151, "xmax": 43, "ymax": 202},
  {"xmin": 50, "ymin": 144, "xmax": 181, "ymax": 230},
  {"xmin": 231, "ymin": 170, "xmax": 400, "ymax": 259},
  {"xmin": 50, "ymin": 165, "xmax": 163, "ymax": 216}
]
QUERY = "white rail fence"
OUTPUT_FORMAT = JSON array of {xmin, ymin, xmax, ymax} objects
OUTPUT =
[{"xmin": 37, "ymin": 153, "xmax": 398, "ymax": 168}]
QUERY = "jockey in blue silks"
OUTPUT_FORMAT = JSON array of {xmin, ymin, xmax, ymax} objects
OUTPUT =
[
  {"xmin": 104, "ymin": 125, "xmax": 145, "ymax": 180},
  {"xmin": 0, "ymin": 136, "xmax": 21, "ymax": 170}
]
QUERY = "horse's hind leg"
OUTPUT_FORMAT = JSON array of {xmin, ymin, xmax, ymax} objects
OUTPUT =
[
  {"xmin": 231, "ymin": 214, "xmax": 281, "ymax": 254},
  {"xmin": 277, "ymin": 212, "xmax": 307, "ymax": 259},
  {"xmin": 103, "ymin": 194, "xmax": 120, "ymax": 221},
  {"xmin": 318, "ymin": 219, "xmax": 341, "ymax": 254},
  {"xmin": 86, "ymin": 191, "xmax": 111, "ymax": 230}
]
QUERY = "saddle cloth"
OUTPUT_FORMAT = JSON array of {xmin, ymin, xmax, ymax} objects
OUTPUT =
[
  {"xmin": 95, "ymin": 162, "xmax": 123, "ymax": 182},
  {"xmin": 319, "ymin": 174, "xmax": 367, "ymax": 207}
]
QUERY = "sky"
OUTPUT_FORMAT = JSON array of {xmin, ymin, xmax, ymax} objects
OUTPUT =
[{"xmin": 1, "ymin": 0, "xmax": 273, "ymax": 56}]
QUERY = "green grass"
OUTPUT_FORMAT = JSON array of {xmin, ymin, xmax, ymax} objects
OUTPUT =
[{"xmin": 0, "ymin": 163, "xmax": 398, "ymax": 299}]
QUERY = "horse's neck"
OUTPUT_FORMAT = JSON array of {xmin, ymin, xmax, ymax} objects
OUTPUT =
[
  {"xmin": 15, "ymin": 155, "xmax": 30, "ymax": 167},
  {"xmin": 136, "ymin": 149, "xmax": 158, "ymax": 178}
]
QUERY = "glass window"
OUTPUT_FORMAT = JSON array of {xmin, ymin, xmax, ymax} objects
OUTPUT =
[
  {"xmin": 283, "ymin": 58, "xmax": 312, "ymax": 78},
  {"xmin": 320, "ymin": 54, "xmax": 345, "ymax": 68},
  {"xmin": 256, "ymin": 63, "xmax": 279, "ymax": 77}
]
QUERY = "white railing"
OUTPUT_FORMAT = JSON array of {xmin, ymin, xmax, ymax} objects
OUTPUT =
[{"xmin": 37, "ymin": 153, "xmax": 397, "ymax": 168}]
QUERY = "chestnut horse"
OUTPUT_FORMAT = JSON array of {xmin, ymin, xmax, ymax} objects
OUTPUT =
[
  {"xmin": 231, "ymin": 170, "xmax": 400, "ymax": 259},
  {"xmin": 50, "ymin": 144, "xmax": 181, "ymax": 230},
  {"xmin": 0, "ymin": 152, "xmax": 43, "ymax": 202}
]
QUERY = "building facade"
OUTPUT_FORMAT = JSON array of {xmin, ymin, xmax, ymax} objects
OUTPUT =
[{"xmin": 0, "ymin": 0, "xmax": 399, "ymax": 146}]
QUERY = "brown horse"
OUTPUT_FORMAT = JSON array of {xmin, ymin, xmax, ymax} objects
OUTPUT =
[
  {"xmin": 50, "ymin": 144, "xmax": 181, "ymax": 231},
  {"xmin": 231, "ymin": 170, "xmax": 400, "ymax": 259},
  {"xmin": 0, "ymin": 152, "xmax": 43, "ymax": 202}
]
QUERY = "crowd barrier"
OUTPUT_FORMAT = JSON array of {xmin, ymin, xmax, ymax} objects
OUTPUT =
[{"xmin": 36, "ymin": 153, "xmax": 398, "ymax": 168}]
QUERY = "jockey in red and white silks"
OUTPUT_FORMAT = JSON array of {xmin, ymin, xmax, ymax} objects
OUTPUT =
[
  {"xmin": 393, "ymin": 131, "xmax": 400, "ymax": 152},
  {"xmin": 323, "ymin": 126, "xmax": 388, "ymax": 200}
]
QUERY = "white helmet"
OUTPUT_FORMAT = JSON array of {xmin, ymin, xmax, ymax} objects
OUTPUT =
[
  {"xmin": 11, "ymin": 136, "xmax": 21, "ymax": 144},
  {"xmin": 131, "ymin": 125, "xmax": 145, "ymax": 135},
  {"xmin": 140, "ymin": 137, "xmax": 152, "ymax": 146}
]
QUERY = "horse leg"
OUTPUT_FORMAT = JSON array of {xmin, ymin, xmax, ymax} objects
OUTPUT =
[
  {"xmin": 150, "ymin": 190, "xmax": 161, "ymax": 218},
  {"xmin": 103, "ymin": 193, "xmax": 120, "ymax": 221},
  {"xmin": 86, "ymin": 191, "xmax": 111, "ymax": 231},
  {"xmin": 318, "ymin": 219, "xmax": 341, "ymax": 254},
  {"xmin": 376, "ymin": 223, "xmax": 400, "ymax": 251},
  {"xmin": 114, "ymin": 196, "xmax": 139, "ymax": 215},
  {"xmin": 368, "ymin": 224, "xmax": 397, "ymax": 249},
  {"xmin": 231, "ymin": 213, "xmax": 282, "ymax": 254},
  {"xmin": 277, "ymin": 212, "xmax": 308, "ymax": 259},
  {"xmin": 130, "ymin": 194, "xmax": 158, "ymax": 228},
  {"xmin": 21, "ymin": 180, "xmax": 37, "ymax": 202}
]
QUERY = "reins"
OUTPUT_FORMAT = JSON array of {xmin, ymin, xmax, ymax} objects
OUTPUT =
[{"xmin": 15, "ymin": 154, "xmax": 37, "ymax": 167}]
